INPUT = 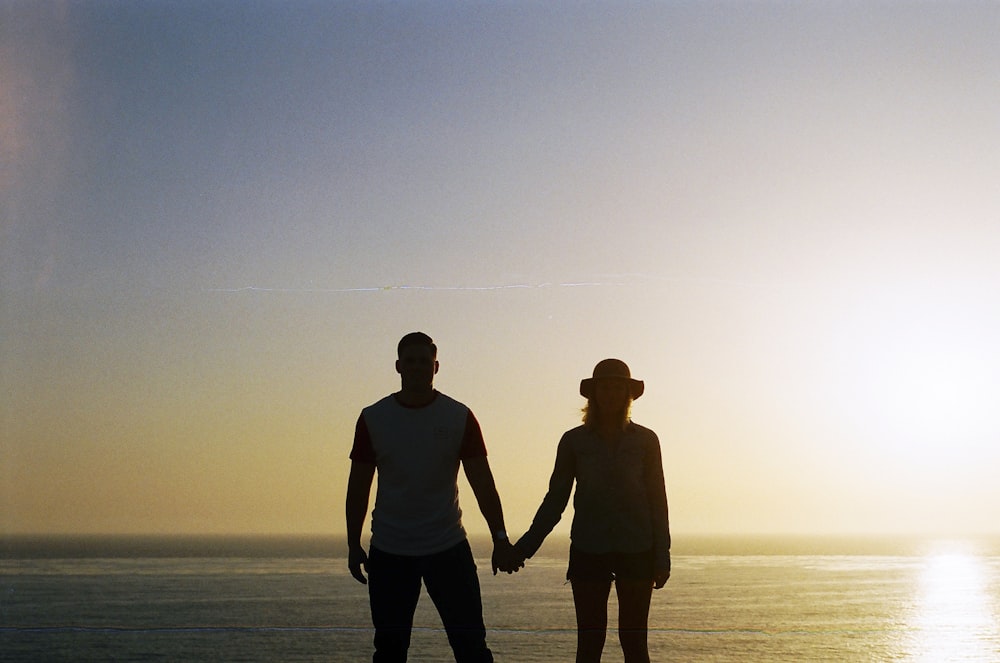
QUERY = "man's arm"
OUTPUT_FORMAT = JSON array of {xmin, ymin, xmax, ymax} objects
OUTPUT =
[
  {"xmin": 462, "ymin": 456, "xmax": 523, "ymax": 574},
  {"xmin": 345, "ymin": 460, "xmax": 376, "ymax": 584},
  {"xmin": 462, "ymin": 456, "xmax": 505, "ymax": 533}
]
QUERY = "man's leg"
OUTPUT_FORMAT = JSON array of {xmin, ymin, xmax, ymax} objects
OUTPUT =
[
  {"xmin": 422, "ymin": 539, "xmax": 493, "ymax": 663},
  {"xmin": 368, "ymin": 546, "xmax": 422, "ymax": 663}
]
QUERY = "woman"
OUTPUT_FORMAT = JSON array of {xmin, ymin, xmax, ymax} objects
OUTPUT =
[{"xmin": 513, "ymin": 359, "xmax": 671, "ymax": 663}]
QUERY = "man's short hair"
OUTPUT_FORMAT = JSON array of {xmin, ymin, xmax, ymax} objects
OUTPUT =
[{"xmin": 397, "ymin": 332, "xmax": 437, "ymax": 358}]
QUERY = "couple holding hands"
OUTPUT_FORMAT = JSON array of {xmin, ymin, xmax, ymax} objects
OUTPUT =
[{"xmin": 346, "ymin": 332, "xmax": 671, "ymax": 663}]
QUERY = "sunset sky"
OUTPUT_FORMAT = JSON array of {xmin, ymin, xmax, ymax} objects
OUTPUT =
[{"xmin": 4, "ymin": 1, "xmax": 1000, "ymax": 539}]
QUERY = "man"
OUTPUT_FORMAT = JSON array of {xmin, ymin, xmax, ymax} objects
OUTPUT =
[{"xmin": 346, "ymin": 332, "xmax": 521, "ymax": 662}]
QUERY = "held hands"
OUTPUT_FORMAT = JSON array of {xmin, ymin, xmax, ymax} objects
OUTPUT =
[
  {"xmin": 491, "ymin": 539, "xmax": 526, "ymax": 575},
  {"xmin": 348, "ymin": 545, "xmax": 369, "ymax": 584}
]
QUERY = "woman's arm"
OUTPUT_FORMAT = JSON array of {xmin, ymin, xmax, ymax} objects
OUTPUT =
[
  {"xmin": 645, "ymin": 431, "xmax": 671, "ymax": 586},
  {"xmin": 514, "ymin": 434, "xmax": 576, "ymax": 558}
]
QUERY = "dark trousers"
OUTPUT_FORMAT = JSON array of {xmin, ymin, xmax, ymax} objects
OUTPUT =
[{"xmin": 368, "ymin": 539, "xmax": 494, "ymax": 663}]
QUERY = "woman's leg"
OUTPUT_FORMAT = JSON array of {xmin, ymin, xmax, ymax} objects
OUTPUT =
[
  {"xmin": 571, "ymin": 579, "xmax": 612, "ymax": 663},
  {"xmin": 615, "ymin": 579, "xmax": 653, "ymax": 663}
]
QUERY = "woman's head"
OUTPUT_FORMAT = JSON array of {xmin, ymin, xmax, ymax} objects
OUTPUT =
[{"xmin": 579, "ymin": 359, "xmax": 643, "ymax": 429}]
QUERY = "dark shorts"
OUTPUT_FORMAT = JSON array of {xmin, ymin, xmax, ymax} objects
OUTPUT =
[{"xmin": 567, "ymin": 545, "xmax": 654, "ymax": 583}]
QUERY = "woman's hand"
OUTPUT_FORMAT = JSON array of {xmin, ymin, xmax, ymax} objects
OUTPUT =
[
  {"xmin": 654, "ymin": 552, "xmax": 671, "ymax": 589},
  {"xmin": 492, "ymin": 540, "xmax": 526, "ymax": 575}
]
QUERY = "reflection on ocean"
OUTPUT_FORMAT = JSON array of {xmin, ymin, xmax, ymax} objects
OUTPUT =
[
  {"xmin": 3, "ymin": 535, "xmax": 1000, "ymax": 662},
  {"xmin": 906, "ymin": 542, "xmax": 999, "ymax": 662}
]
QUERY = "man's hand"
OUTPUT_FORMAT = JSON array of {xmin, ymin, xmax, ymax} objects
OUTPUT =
[
  {"xmin": 348, "ymin": 546, "xmax": 369, "ymax": 584},
  {"xmin": 492, "ymin": 540, "xmax": 526, "ymax": 575}
]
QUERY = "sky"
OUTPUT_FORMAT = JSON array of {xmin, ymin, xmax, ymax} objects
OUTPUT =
[{"xmin": 3, "ymin": 1, "xmax": 1000, "ymax": 539}]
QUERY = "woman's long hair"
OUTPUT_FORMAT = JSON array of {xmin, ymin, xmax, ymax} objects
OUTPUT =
[{"xmin": 581, "ymin": 398, "xmax": 632, "ymax": 430}]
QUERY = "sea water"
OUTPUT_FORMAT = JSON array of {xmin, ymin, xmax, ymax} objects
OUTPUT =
[{"xmin": 2, "ymin": 536, "xmax": 1000, "ymax": 662}]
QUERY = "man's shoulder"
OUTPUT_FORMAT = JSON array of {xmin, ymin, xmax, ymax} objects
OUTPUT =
[
  {"xmin": 426, "ymin": 393, "xmax": 475, "ymax": 426},
  {"xmin": 432, "ymin": 391, "xmax": 468, "ymax": 410},
  {"xmin": 361, "ymin": 394, "xmax": 398, "ymax": 415},
  {"xmin": 365, "ymin": 394, "xmax": 398, "ymax": 408},
  {"xmin": 361, "ymin": 392, "xmax": 470, "ymax": 415}
]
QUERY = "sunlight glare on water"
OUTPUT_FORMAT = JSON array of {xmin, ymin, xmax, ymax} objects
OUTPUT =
[{"xmin": 906, "ymin": 543, "xmax": 999, "ymax": 662}]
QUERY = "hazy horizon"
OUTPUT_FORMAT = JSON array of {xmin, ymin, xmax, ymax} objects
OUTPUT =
[
  {"xmin": 8, "ymin": 532, "xmax": 1000, "ymax": 561},
  {"xmin": 4, "ymin": 2, "xmax": 1000, "ymax": 539}
]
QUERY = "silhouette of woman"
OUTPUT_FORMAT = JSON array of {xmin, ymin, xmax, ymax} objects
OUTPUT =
[{"xmin": 514, "ymin": 359, "xmax": 671, "ymax": 663}]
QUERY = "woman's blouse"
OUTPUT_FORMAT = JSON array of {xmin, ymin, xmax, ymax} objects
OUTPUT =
[{"xmin": 516, "ymin": 422, "xmax": 671, "ymax": 571}]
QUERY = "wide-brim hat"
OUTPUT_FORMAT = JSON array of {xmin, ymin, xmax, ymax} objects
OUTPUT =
[{"xmin": 580, "ymin": 358, "xmax": 644, "ymax": 400}]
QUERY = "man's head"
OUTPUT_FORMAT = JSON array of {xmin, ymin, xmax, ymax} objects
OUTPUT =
[
  {"xmin": 397, "ymin": 332, "xmax": 437, "ymax": 359},
  {"xmin": 395, "ymin": 332, "xmax": 438, "ymax": 390}
]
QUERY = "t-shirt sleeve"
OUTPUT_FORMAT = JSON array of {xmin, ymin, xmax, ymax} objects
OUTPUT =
[
  {"xmin": 458, "ymin": 410, "xmax": 488, "ymax": 459},
  {"xmin": 349, "ymin": 413, "xmax": 376, "ymax": 463}
]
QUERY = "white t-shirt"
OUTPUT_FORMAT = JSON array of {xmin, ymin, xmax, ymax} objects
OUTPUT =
[{"xmin": 350, "ymin": 391, "xmax": 487, "ymax": 556}]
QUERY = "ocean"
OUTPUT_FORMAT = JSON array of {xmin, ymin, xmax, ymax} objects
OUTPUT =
[{"xmin": 3, "ymin": 535, "xmax": 1000, "ymax": 662}]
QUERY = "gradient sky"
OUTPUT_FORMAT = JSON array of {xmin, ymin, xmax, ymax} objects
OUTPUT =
[{"xmin": 3, "ymin": 1, "xmax": 1000, "ymax": 538}]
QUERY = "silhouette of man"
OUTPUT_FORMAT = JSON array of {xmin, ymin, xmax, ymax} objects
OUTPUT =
[{"xmin": 346, "ymin": 332, "xmax": 521, "ymax": 663}]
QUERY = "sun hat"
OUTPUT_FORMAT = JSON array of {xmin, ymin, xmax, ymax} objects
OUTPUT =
[{"xmin": 579, "ymin": 358, "xmax": 644, "ymax": 400}]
